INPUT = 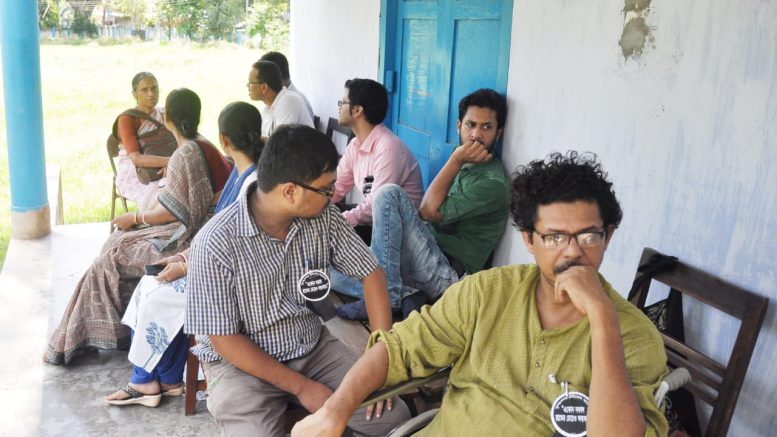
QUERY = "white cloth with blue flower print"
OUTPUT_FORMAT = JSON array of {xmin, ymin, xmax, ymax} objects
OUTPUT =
[{"xmin": 122, "ymin": 275, "xmax": 187, "ymax": 372}]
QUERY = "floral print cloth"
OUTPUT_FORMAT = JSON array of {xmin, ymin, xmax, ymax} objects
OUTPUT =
[{"xmin": 122, "ymin": 275, "xmax": 187, "ymax": 372}]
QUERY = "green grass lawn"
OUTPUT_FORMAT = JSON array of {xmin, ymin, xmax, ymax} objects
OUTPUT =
[{"xmin": 0, "ymin": 41, "xmax": 266, "ymax": 269}]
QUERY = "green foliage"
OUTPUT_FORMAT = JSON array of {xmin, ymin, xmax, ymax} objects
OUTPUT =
[
  {"xmin": 39, "ymin": 0, "xmax": 60, "ymax": 30},
  {"xmin": 155, "ymin": 0, "xmax": 244, "ymax": 41},
  {"xmin": 246, "ymin": 0, "xmax": 290, "ymax": 51},
  {"xmin": 203, "ymin": 0, "xmax": 244, "ymax": 40},
  {"xmin": 156, "ymin": 0, "xmax": 207, "ymax": 39},
  {"xmin": 72, "ymin": 9, "xmax": 98, "ymax": 38}
]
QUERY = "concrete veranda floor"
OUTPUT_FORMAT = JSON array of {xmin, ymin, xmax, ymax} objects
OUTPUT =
[{"xmin": 0, "ymin": 222, "xmax": 218, "ymax": 436}]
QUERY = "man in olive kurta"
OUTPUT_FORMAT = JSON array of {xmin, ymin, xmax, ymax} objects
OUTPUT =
[
  {"xmin": 292, "ymin": 152, "xmax": 669, "ymax": 436},
  {"xmin": 332, "ymin": 89, "xmax": 509, "ymax": 317}
]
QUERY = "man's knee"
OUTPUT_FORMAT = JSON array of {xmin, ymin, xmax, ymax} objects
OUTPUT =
[{"xmin": 372, "ymin": 183, "xmax": 405, "ymax": 207}]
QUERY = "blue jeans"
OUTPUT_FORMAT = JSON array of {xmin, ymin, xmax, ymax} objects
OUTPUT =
[
  {"xmin": 129, "ymin": 329, "xmax": 188, "ymax": 385},
  {"xmin": 331, "ymin": 184, "xmax": 459, "ymax": 308}
]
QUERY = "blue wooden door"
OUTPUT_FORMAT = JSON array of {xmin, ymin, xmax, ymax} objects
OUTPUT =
[{"xmin": 381, "ymin": 0, "xmax": 513, "ymax": 187}]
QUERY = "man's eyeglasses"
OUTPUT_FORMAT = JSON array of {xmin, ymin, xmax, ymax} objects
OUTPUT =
[
  {"xmin": 533, "ymin": 230, "xmax": 606, "ymax": 250},
  {"xmin": 247, "ymin": 81, "xmax": 264, "ymax": 88},
  {"xmin": 337, "ymin": 100, "xmax": 353, "ymax": 109},
  {"xmin": 293, "ymin": 180, "xmax": 334, "ymax": 198}
]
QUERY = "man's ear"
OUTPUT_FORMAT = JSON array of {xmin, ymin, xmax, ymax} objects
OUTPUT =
[
  {"xmin": 521, "ymin": 230, "xmax": 536, "ymax": 256},
  {"xmin": 496, "ymin": 127, "xmax": 504, "ymax": 142},
  {"xmin": 351, "ymin": 104, "xmax": 364, "ymax": 119},
  {"xmin": 604, "ymin": 225, "xmax": 616, "ymax": 247},
  {"xmin": 280, "ymin": 182, "xmax": 297, "ymax": 203},
  {"xmin": 456, "ymin": 119, "xmax": 462, "ymax": 135}
]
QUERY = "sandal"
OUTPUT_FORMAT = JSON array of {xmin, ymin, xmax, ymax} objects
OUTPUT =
[
  {"xmin": 162, "ymin": 384, "xmax": 185, "ymax": 397},
  {"xmin": 105, "ymin": 384, "xmax": 161, "ymax": 407}
]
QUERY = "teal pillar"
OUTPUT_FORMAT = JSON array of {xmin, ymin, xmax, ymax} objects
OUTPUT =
[{"xmin": 1, "ymin": 0, "xmax": 51, "ymax": 238}]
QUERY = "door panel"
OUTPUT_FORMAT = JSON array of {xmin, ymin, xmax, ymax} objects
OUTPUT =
[{"xmin": 386, "ymin": 0, "xmax": 513, "ymax": 187}]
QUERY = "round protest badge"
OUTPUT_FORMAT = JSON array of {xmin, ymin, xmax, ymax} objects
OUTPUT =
[
  {"xmin": 550, "ymin": 391, "xmax": 589, "ymax": 437},
  {"xmin": 297, "ymin": 270, "xmax": 331, "ymax": 302}
]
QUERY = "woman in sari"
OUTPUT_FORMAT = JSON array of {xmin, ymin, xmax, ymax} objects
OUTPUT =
[
  {"xmin": 105, "ymin": 102, "xmax": 264, "ymax": 406},
  {"xmin": 45, "ymin": 88, "xmax": 232, "ymax": 366},
  {"xmin": 115, "ymin": 72, "xmax": 176, "ymax": 211}
]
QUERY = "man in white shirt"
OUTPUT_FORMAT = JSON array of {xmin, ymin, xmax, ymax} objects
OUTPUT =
[
  {"xmin": 260, "ymin": 51, "xmax": 315, "ymax": 121},
  {"xmin": 248, "ymin": 60, "xmax": 313, "ymax": 138}
]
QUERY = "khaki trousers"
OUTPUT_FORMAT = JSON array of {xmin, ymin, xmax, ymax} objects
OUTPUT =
[{"xmin": 204, "ymin": 328, "xmax": 411, "ymax": 437}]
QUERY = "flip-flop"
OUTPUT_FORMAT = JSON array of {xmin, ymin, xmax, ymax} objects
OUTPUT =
[
  {"xmin": 162, "ymin": 384, "xmax": 185, "ymax": 397},
  {"xmin": 105, "ymin": 384, "xmax": 161, "ymax": 407}
]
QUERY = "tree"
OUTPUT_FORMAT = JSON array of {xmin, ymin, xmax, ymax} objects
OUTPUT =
[
  {"xmin": 246, "ymin": 0, "xmax": 289, "ymax": 51},
  {"xmin": 156, "ymin": 0, "xmax": 206, "ymax": 39},
  {"xmin": 202, "ymin": 0, "xmax": 244, "ymax": 40},
  {"xmin": 106, "ymin": 0, "xmax": 147, "ymax": 28},
  {"xmin": 71, "ymin": 9, "xmax": 98, "ymax": 37},
  {"xmin": 39, "ymin": 0, "xmax": 61, "ymax": 30}
]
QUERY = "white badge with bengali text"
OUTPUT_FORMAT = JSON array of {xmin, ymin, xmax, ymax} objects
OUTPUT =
[
  {"xmin": 550, "ymin": 386, "xmax": 589, "ymax": 437},
  {"xmin": 297, "ymin": 269, "xmax": 331, "ymax": 302}
]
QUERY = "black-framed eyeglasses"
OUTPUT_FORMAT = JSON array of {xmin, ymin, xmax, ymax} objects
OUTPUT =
[
  {"xmin": 533, "ymin": 229, "xmax": 606, "ymax": 250},
  {"xmin": 293, "ymin": 180, "xmax": 334, "ymax": 198},
  {"xmin": 337, "ymin": 99, "xmax": 353, "ymax": 109},
  {"xmin": 247, "ymin": 81, "xmax": 264, "ymax": 88}
]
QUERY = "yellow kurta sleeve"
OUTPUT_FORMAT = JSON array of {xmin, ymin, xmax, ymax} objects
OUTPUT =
[{"xmin": 367, "ymin": 277, "xmax": 480, "ymax": 387}]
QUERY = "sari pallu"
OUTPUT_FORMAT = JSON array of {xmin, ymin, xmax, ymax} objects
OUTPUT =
[{"xmin": 45, "ymin": 140, "xmax": 218, "ymax": 365}]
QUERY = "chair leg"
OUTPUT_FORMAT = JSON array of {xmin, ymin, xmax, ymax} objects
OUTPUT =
[
  {"xmin": 110, "ymin": 185, "xmax": 117, "ymax": 233},
  {"xmin": 185, "ymin": 335, "xmax": 200, "ymax": 415}
]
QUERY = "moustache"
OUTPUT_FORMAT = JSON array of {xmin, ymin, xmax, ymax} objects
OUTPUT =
[{"xmin": 554, "ymin": 259, "xmax": 582, "ymax": 275}]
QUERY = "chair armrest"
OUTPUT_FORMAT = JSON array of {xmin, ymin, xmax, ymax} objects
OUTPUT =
[{"xmin": 359, "ymin": 367, "xmax": 451, "ymax": 408}]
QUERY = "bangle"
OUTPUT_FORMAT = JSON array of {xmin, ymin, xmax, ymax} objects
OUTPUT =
[
  {"xmin": 132, "ymin": 211, "xmax": 139, "ymax": 225},
  {"xmin": 179, "ymin": 261, "xmax": 187, "ymax": 274},
  {"xmin": 176, "ymin": 252, "xmax": 188, "ymax": 264},
  {"xmin": 141, "ymin": 212, "xmax": 149, "ymax": 226}
]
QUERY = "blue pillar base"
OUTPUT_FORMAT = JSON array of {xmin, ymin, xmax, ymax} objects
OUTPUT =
[{"xmin": 11, "ymin": 207, "xmax": 51, "ymax": 239}]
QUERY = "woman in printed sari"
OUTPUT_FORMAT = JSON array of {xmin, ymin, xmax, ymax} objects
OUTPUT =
[
  {"xmin": 105, "ymin": 102, "xmax": 264, "ymax": 406},
  {"xmin": 115, "ymin": 72, "xmax": 176, "ymax": 211},
  {"xmin": 45, "ymin": 88, "xmax": 232, "ymax": 366}
]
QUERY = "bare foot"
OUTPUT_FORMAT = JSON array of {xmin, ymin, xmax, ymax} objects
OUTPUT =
[{"xmin": 106, "ymin": 381, "xmax": 161, "ymax": 401}]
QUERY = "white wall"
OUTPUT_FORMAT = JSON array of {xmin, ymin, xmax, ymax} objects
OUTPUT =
[
  {"xmin": 289, "ymin": 0, "xmax": 381, "ymax": 135},
  {"xmin": 497, "ymin": 1, "xmax": 777, "ymax": 435},
  {"xmin": 292, "ymin": 0, "xmax": 777, "ymax": 434}
]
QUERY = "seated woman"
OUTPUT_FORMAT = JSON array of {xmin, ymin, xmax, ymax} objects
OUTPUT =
[
  {"xmin": 114, "ymin": 72, "xmax": 177, "ymax": 211},
  {"xmin": 44, "ymin": 88, "xmax": 232, "ymax": 366},
  {"xmin": 105, "ymin": 102, "xmax": 264, "ymax": 406}
]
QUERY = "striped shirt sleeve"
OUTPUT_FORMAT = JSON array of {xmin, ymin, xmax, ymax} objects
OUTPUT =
[
  {"xmin": 185, "ymin": 228, "xmax": 241, "ymax": 336},
  {"xmin": 326, "ymin": 204, "xmax": 378, "ymax": 280}
]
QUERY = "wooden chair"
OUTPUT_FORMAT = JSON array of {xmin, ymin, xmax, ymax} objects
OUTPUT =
[
  {"xmin": 184, "ymin": 335, "xmax": 208, "ymax": 416},
  {"xmin": 106, "ymin": 135, "xmax": 129, "ymax": 232},
  {"xmin": 325, "ymin": 117, "xmax": 355, "ymax": 144},
  {"xmin": 629, "ymin": 247, "xmax": 768, "ymax": 436}
]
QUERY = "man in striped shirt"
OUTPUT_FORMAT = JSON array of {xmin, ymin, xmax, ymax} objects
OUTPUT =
[{"xmin": 186, "ymin": 125, "xmax": 410, "ymax": 436}]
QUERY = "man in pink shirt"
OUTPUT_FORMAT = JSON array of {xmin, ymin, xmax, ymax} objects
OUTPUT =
[{"xmin": 332, "ymin": 78, "xmax": 423, "ymax": 231}]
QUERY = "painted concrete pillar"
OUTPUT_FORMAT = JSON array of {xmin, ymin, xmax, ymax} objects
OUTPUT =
[{"xmin": 1, "ymin": 0, "xmax": 51, "ymax": 238}]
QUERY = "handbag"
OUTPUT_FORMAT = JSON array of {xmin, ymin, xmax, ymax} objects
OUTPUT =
[
  {"xmin": 111, "ymin": 109, "xmax": 178, "ymax": 184},
  {"xmin": 628, "ymin": 253, "xmax": 702, "ymax": 436}
]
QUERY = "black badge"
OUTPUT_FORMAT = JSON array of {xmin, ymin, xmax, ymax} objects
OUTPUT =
[
  {"xmin": 550, "ymin": 391, "xmax": 589, "ymax": 437},
  {"xmin": 297, "ymin": 270, "xmax": 331, "ymax": 302},
  {"xmin": 362, "ymin": 175, "xmax": 374, "ymax": 196}
]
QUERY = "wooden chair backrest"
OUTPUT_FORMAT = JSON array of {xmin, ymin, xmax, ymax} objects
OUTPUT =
[
  {"xmin": 325, "ymin": 117, "xmax": 355, "ymax": 144},
  {"xmin": 629, "ymin": 247, "xmax": 768, "ymax": 436}
]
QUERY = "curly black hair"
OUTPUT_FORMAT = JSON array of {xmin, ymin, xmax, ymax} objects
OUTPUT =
[{"xmin": 510, "ymin": 151, "xmax": 623, "ymax": 231}]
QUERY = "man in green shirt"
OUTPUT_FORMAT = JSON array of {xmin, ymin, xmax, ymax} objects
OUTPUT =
[
  {"xmin": 293, "ymin": 152, "xmax": 669, "ymax": 436},
  {"xmin": 333, "ymin": 89, "xmax": 510, "ymax": 319}
]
